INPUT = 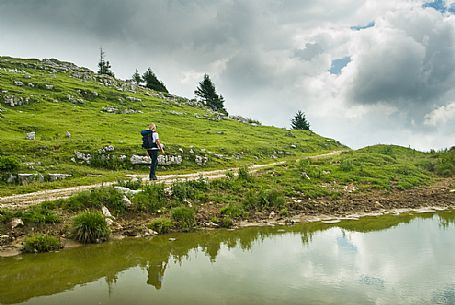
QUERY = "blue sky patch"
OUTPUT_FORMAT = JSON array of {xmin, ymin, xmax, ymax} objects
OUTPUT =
[
  {"xmin": 423, "ymin": 0, "xmax": 448, "ymax": 13},
  {"xmin": 351, "ymin": 21, "xmax": 375, "ymax": 31},
  {"xmin": 330, "ymin": 56, "xmax": 351, "ymax": 75}
]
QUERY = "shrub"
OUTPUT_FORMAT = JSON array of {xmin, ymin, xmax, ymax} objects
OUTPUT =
[
  {"xmin": 218, "ymin": 216, "xmax": 234, "ymax": 228},
  {"xmin": 71, "ymin": 211, "xmax": 110, "ymax": 243},
  {"xmin": 148, "ymin": 218, "xmax": 173, "ymax": 234},
  {"xmin": 171, "ymin": 207, "xmax": 195, "ymax": 231},
  {"xmin": 220, "ymin": 203, "xmax": 245, "ymax": 219},
  {"xmin": 0, "ymin": 156, "xmax": 20, "ymax": 173},
  {"xmin": 22, "ymin": 206, "xmax": 60, "ymax": 224},
  {"xmin": 63, "ymin": 187, "xmax": 125, "ymax": 215},
  {"xmin": 188, "ymin": 176, "xmax": 209, "ymax": 190},
  {"xmin": 340, "ymin": 159, "xmax": 354, "ymax": 172},
  {"xmin": 0, "ymin": 156, "xmax": 20, "ymax": 182},
  {"xmin": 238, "ymin": 166, "xmax": 252, "ymax": 181},
  {"xmin": 243, "ymin": 189, "xmax": 285, "ymax": 211},
  {"xmin": 115, "ymin": 179, "xmax": 143, "ymax": 190},
  {"xmin": 171, "ymin": 181, "xmax": 196, "ymax": 201},
  {"xmin": 132, "ymin": 183, "xmax": 166, "ymax": 212},
  {"xmin": 23, "ymin": 234, "xmax": 61, "ymax": 253}
]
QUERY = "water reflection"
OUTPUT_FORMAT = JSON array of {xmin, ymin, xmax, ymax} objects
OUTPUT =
[{"xmin": 1, "ymin": 211, "xmax": 454, "ymax": 305}]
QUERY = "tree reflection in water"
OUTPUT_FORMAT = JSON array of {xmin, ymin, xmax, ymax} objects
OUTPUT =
[{"xmin": 0, "ymin": 211, "xmax": 454, "ymax": 304}]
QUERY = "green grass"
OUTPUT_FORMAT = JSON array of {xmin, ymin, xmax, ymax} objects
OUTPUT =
[
  {"xmin": 0, "ymin": 56, "xmax": 347, "ymax": 196},
  {"xmin": 23, "ymin": 234, "xmax": 61, "ymax": 253},
  {"xmin": 60, "ymin": 187, "xmax": 125, "ymax": 215},
  {"xmin": 147, "ymin": 217, "xmax": 173, "ymax": 234},
  {"xmin": 171, "ymin": 207, "xmax": 195, "ymax": 231},
  {"xmin": 71, "ymin": 211, "xmax": 110, "ymax": 243},
  {"xmin": 0, "ymin": 205, "xmax": 59, "ymax": 224}
]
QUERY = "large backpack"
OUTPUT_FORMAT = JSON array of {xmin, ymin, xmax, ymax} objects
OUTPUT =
[{"xmin": 141, "ymin": 130, "xmax": 157, "ymax": 149}]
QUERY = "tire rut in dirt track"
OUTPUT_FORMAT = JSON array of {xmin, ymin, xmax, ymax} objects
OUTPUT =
[{"xmin": 0, "ymin": 150, "xmax": 346, "ymax": 210}]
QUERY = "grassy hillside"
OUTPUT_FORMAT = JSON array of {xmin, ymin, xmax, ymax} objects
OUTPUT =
[{"xmin": 0, "ymin": 56, "xmax": 346, "ymax": 195}]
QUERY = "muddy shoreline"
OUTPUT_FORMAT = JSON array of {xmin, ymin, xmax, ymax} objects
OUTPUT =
[{"xmin": 1, "ymin": 177, "xmax": 454, "ymax": 257}]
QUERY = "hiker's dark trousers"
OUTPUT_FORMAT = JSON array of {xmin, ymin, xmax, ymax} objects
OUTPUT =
[{"xmin": 147, "ymin": 149, "xmax": 159, "ymax": 179}]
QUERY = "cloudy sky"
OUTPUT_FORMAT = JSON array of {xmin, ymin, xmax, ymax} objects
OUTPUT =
[{"xmin": 0, "ymin": 0, "xmax": 454, "ymax": 150}]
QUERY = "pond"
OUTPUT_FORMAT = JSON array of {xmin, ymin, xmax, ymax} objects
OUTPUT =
[{"xmin": 1, "ymin": 211, "xmax": 455, "ymax": 305}]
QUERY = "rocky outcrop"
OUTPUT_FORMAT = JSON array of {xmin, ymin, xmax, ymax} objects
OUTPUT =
[
  {"xmin": 3, "ymin": 95, "xmax": 32, "ymax": 106},
  {"xmin": 73, "ymin": 151, "xmax": 91, "ymax": 164},
  {"xmin": 101, "ymin": 106, "xmax": 142, "ymax": 114},
  {"xmin": 130, "ymin": 154, "xmax": 183, "ymax": 166},
  {"xmin": 5, "ymin": 173, "xmax": 71, "ymax": 184},
  {"xmin": 126, "ymin": 96, "xmax": 141, "ymax": 102},
  {"xmin": 48, "ymin": 174, "xmax": 71, "ymax": 181},
  {"xmin": 26, "ymin": 131, "xmax": 35, "ymax": 140},
  {"xmin": 195, "ymin": 155, "xmax": 208, "ymax": 165},
  {"xmin": 67, "ymin": 95, "xmax": 85, "ymax": 105}
]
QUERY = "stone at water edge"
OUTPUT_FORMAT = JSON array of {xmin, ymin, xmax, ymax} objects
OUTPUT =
[
  {"xmin": 0, "ymin": 235, "xmax": 11, "ymax": 246},
  {"xmin": 11, "ymin": 218, "xmax": 24, "ymax": 229}
]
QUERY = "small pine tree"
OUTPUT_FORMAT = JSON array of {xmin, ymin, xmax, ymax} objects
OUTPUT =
[
  {"xmin": 132, "ymin": 69, "xmax": 142, "ymax": 84},
  {"xmin": 142, "ymin": 68, "xmax": 168, "ymax": 93},
  {"xmin": 194, "ymin": 74, "xmax": 227, "ymax": 114},
  {"xmin": 291, "ymin": 110, "xmax": 310, "ymax": 130},
  {"xmin": 97, "ymin": 48, "xmax": 115, "ymax": 77}
]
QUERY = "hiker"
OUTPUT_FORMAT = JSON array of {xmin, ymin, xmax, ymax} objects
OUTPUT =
[{"xmin": 141, "ymin": 123, "xmax": 164, "ymax": 180}]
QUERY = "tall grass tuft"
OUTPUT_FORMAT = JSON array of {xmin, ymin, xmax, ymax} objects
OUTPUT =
[
  {"xmin": 132, "ymin": 183, "xmax": 166, "ymax": 212},
  {"xmin": 148, "ymin": 217, "xmax": 173, "ymax": 234},
  {"xmin": 23, "ymin": 234, "xmax": 61, "ymax": 253},
  {"xmin": 71, "ymin": 211, "xmax": 110, "ymax": 243},
  {"xmin": 171, "ymin": 207, "xmax": 195, "ymax": 231},
  {"xmin": 243, "ymin": 189, "xmax": 285, "ymax": 211}
]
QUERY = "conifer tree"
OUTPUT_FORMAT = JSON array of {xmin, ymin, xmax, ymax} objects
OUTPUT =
[
  {"xmin": 132, "ymin": 69, "xmax": 142, "ymax": 84},
  {"xmin": 97, "ymin": 48, "xmax": 114, "ymax": 77},
  {"xmin": 291, "ymin": 110, "xmax": 310, "ymax": 130},
  {"xmin": 142, "ymin": 68, "xmax": 168, "ymax": 93},
  {"xmin": 194, "ymin": 74, "xmax": 227, "ymax": 114}
]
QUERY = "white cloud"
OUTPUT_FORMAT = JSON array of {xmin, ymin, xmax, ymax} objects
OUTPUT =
[{"xmin": 424, "ymin": 102, "xmax": 455, "ymax": 126}]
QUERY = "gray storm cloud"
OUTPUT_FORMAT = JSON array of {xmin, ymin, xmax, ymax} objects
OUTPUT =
[{"xmin": 347, "ymin": 8, "xmax": 455, "ymax": 118}]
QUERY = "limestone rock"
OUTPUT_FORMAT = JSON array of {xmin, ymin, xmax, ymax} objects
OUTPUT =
[
  {"xmin": 4, "ymin": 95, "xmax": 32, "ymax": 106},
  {"xmin": 0, "ymin": 235, "xmax": 11, "ymax": 246},
  {"xmin": 122, "ymin": 195, "xmax": 133, "ymax": 207},
  {"xmin": 66, "ymin": 131, "xmax": 71, "ymax": 138},
  {"xmin": 26, "ymin": 131, "xmax": 35, "ymax": 140},
  {"xmin": 290, "ymin": 144, "xmax": 297, "ymax": 149},
  {"xmin": 48, "ymin": 174, "xmax": 71, "ymax": 181},
  {"xmin": 195, "ymin": 155, "xmax": 208, "ymax": 165},
  {"xmin": 130, "ymin": 154, "xmax": 151, "ymax": 165},
  {"xmin": 74, "ymin": 151, "xmax": 91, "ymax": 164},
  {"xmin": 14, "ymin": 80, "xmax": 24, "ymax": 86},
  {"xmin": 11, "ymin": 218, "xmax": 24, "ymax": 229},
  {"xmin": 102, "ymin": 206, "xmax": 114, "ymax": 219},
  {"xmin": 126, "ymin": 96, "xmax": 141, "ymax": 102},
  {"xmin": 158, "ymin": 155, "xmax": 182, "ymax": 166},
  {"xmin": 45, "ymin": 84, "xmax": 54, "ymax": 90},
  {"xmin": 301, "ymin": 172, "xmax": 310, "ymax": 180}
]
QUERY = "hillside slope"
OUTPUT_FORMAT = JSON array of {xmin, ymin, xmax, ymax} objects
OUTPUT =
[{"xmin": 0, "ymin": 56, "xmax": 347, "ymax": 194}]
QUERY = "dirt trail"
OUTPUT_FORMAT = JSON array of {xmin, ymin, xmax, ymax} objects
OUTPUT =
[{"xmin": 0, "ymin": 151, "xmax": 346, "ymax": 210}]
